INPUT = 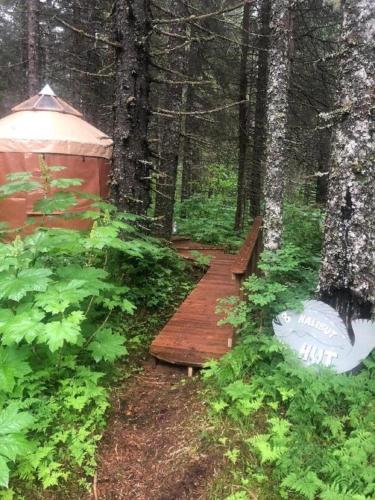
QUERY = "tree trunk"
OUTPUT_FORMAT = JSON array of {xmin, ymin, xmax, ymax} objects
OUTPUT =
[
  {"xmin": 27, "ymin": 0, "xmax": 40, "ymax": 96},
  {"xmin": 20, "ymin": 4, "xmax": 29, "ymax": 100},
  {"xmin": 318, "ymin": 0, "xmax": 374, "ymax": 324},
  {"xmin": 70, "ymin": 1, "xmax": 82, "ymax": 109},
  {"xmin": 250, "ymin": 0, "xmax": 271, "ymax": 218},
  {"xmin": 234, "ymin": 1, "xmax": 252, "ymax": 231},
  {"xmin": 262, "ymin": 0, "xmax": 292, "ymax": 250},
  {"xmin": 111, "ymin": 0, "xmax": 152, "ymax": 216},
  {"xmin": 180, "ymin": 32, "xmax": 201, "ymax": 203},
  {"xmin": 180, "ymin": 94, "xmax": 193, "ymax": 202},
  {"xmin": 315, "ymin": 127, "xmax": 331, "ymax": 205},
  {"xmin": 178, "ymin": 82, "xmax": 189, "ymax": 195},
  {"xmin": 153, "ymin": 1, "xmax": 189, "ymax": 239},
  {"xmin": 178, "ymin": 23, "xmax": 192, "ymax": 203}
]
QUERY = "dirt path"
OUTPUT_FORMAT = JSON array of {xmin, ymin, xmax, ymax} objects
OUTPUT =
[{"xmin": 91, "ymin": 360, "xmax": 222, "ymax": 500}]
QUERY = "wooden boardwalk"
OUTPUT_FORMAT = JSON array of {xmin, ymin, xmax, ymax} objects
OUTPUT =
[{"xmin": 150, "ymin": 217, "xmax": 263, "ymax": 369}]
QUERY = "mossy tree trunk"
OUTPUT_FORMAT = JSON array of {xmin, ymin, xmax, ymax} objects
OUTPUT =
[
  {"xmin": 315, "ymin": 128, "xmax": 332, "ymax": 206},
  {"xmin": 262, "ymin": 0, "xmax": 292, "ymax": 250},
  {"xmin": 318, "ymin": 0, "xmax": 375, "ymax": 323}
]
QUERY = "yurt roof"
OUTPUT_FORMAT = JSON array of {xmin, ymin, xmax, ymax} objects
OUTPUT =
[{"xmin": 0, "ymin": 85, "xmax": 113, "ymax": 159}]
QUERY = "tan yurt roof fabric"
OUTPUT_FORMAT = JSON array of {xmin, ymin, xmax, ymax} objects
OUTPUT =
[
  {"xmin": 13, "ymin": 94, "xmax": 80, "ymax": 115},
  {"xmin": 0, "ymin": 85, "xmax": 113, "ymax": 159}
]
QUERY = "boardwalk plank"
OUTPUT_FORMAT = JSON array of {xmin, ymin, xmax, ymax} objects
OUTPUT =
[{"xmin": 150, "ymin": 241, "xmax": 237, "ymax": 367}]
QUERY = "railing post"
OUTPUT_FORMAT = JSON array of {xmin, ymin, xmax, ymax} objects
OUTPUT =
[{"xmin": 231, "ymin": 216, "xmax": 263, "ymax": 298}]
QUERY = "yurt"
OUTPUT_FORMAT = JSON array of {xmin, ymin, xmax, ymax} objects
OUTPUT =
[{"xmin": 0, "ymin": 85, "xmax": 113, "ymax": 230}]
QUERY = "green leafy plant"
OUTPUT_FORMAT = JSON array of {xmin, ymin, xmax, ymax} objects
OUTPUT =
[
  {"xmin": 174, "ymin": 163, "xmax": 245, "ymax": 248},
  {"xmin": 202, "ymin": 202, "xmax": 375, "ymax": 499},
  {"xmin": 205, "ymin": 333, "xmax": 375, "ymax": 499},
  {"xmin": 221, "ymin": 204, "xmax": 322, "ymax": 333},
  {"xmin": 0, "ymin": 404, "xmax": 34, "ymax": 488},
  {"xmin": 175, "ymin": 194, "xmax": 243, "ymax": 247},
  {"xmin": 189, "ymin": 250, "xmax": 212, "ymax": 267},
  {"xmin": 0, "ymin": 162, "xmax": 191, "ymax": 493}
]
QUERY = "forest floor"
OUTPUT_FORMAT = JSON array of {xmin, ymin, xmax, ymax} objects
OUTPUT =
[{"xmin": 89, "ymin": 359, "xmax": 223, "ymax": 500}]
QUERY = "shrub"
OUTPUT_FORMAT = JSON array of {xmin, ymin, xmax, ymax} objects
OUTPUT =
[
  {"xmin": 201, "ymin": 202, "xmax": 375, "ymax": 498},
  {"xmin": 205, "ymin": 336, "xmax": 375, "ymax": 499},
  {"xmin": 0, "ymin": 162, "xmax": 187, "ymax": 492}
]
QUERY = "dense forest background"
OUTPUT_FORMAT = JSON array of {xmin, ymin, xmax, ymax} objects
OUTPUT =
[
  {"xmin": 1, "ymin": 0, "xmax": 373, "ymax": 318},
  {"xmin": 0, "ymin": 1, "xmax": 374, "ymax": 498},
  {"xmin": 0, "ymin": 0, "xmax": 339, "ymax": 214}
]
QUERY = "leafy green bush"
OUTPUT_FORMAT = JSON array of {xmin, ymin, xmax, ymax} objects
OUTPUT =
[
  {"xmin": 220, "ymin": 241, "xmax": 320, "ymax": 333},
  {"xmin": 205, "ymin": 337, "xmax": 375, "ymax": 499},
  {"xmin": 0, "ymin": 163, "xmax": 188, "ymax": 492},
  {"xmin": 189, "ymin": 163, "xmax": 238, "ymax": 199},
  {"xmin": 175, "ymin": 163, "xmax": 244, "ymax": 248},
  {"xmin": 110, "ymin": 234, "xmax": 187, "ymax": 309},
  {"xmin": 0, "ymin": 404, "xmax": 34, "ymax": 488},
  {"xmin": 175, "ymin": 194, "xmax": 243, "ymax": 247},
  {"xmin": 202, "ymin": 202, "xmax": 375, "ymax": 498},
  {"xmin": 219, "ymin": 203, "xmax": 322, "ymax": 334},
  {"xmin": 0, "ymin": 210, "xmax": 141, "ymax": 489},
  {"xmin": 283, "ymin": 202, "xmax": 323, "ymax": 259}
]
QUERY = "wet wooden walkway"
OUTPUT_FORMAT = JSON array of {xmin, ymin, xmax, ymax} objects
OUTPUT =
[{"xmin": 150, "ymin": 217, "xmax": 263, "ymax": 369}]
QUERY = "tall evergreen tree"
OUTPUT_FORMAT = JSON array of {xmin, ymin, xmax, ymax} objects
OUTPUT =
[
  {"xmin": 234, "ymin": 0, "xmax": 252, "ymax": 231},
  {"xmin": 249, "ymin": 0, "xmax": 271, "ymax": 218},
  {"xmin": 27, "ymin": 0, "xmax": 40, "ymax": 96},
  {"xmin": 111, "ymin": 0, "xmax": 152, "ymax": 216},
  {"xmin": 263, "ymin": 0, "xmax": 292, "ymax": 250},
  {"xmin": 153, "ymin": 0, "xmax": 189, "ymax": 238},
  {"xmin": 318, "ymin": 0, "xmax": 374, "ymax": 324}
]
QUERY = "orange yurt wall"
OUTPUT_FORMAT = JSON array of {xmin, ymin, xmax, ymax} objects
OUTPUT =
[
  {"xmin": 0, "ymin": 152, "xmax": 111, "ymax": 232},
  {"xmin": 0, "ymin": 85, "xmax": 113, "ymax": 233}
]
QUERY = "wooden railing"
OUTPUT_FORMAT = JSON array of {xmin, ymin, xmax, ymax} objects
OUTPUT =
[{"xmin": 231, "ymin": 216, "xmax": 263, "ymax": 294}]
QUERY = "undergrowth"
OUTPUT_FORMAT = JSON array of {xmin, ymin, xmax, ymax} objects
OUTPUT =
[
  {"xmin": 202, "ymin": 203, "xmax": 375, "ymax": 499},
  {"xmin": 175, "ymin": 194, "xmax": 243, "ymax": 248},
  {"xmin": 175, "ymin": 163, "xmax": 245, "ymax": 248},
  {"xmin": 0, "ymin": 162, "xmax": 193, "ymax": 497},
  {"xmin": 205, "ymin": 338, "xmax": 375, "ymax": 499}
]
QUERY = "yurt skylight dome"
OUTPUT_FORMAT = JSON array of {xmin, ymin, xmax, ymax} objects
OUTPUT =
[
  {"xmin": 0, "ymin": 85, "xmax": 113, "ymax": 231},
  {"xmin": 0, "ymin": 84, "xmax": 112, "ymax": 159},
  {"xmin": 11, "ymin": 84, "xmax": 82, "ymax": 117}
]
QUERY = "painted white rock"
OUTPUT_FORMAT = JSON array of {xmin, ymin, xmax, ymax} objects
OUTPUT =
[{"xmin": 273, "ymin": 300, "xmax": 375, "ymax": 373}]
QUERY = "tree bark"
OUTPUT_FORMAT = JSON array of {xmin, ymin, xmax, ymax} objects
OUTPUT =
[
  {"xmin": 234, "ymin": 1, "xmax": 252, "ymax": 231},
  {"xmin": 180, "ymin": 93, "xmax": 194, "ymax": 202},
  {"xmin": 262, "ymin": 0, "xmax": 292, "ymax": 250},
  {"xmin": 27, "ymin": 0, "xmax": 40, "ymax": 96},
  {"xmin": 70, "ymin": 1, "xmax": 82, "ymax": 109},
  {"xmin": 153, "ymin": 0, "xmax": 189, "ymax": 239},
  {"xmin": 178, "ymin": 23, "xmax": 192, "ymax": 203},
  {"xmin": 249, "ymin": 0, "xmax": 271, "ymax": 218},
  {"xmin": 111, "ymin": 0, "xmax": 152, "ymax": 216},
  {"xmin": 318, "ymin": 0, "xmax": 375, "ymax": 324},
  {"xmin": 181, "ymin": 127, "xmax": 202, "ymax": 201},
  {"xmin": 315, "ymin": 127, "xmax": 331, "ymax": 205},
  {"xmin": 180, "ymin": 30, "xmax": 202, "ymax": 203}
]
